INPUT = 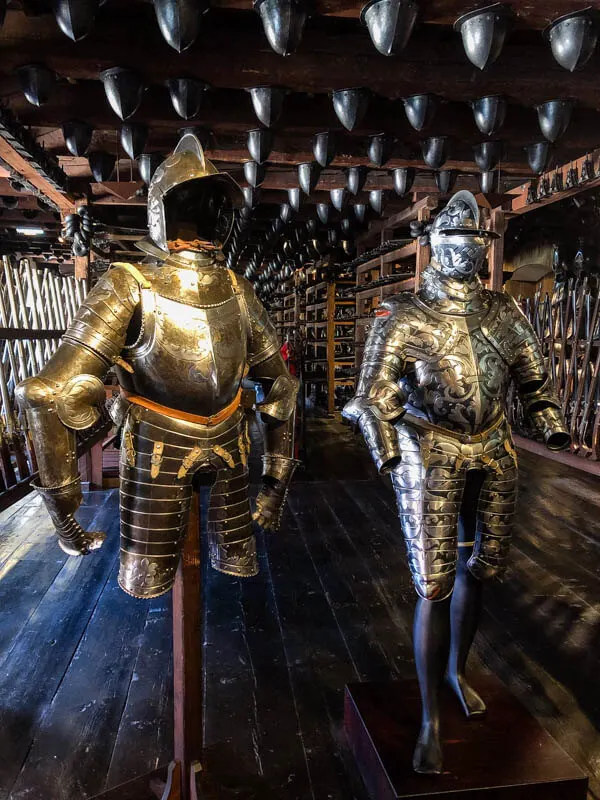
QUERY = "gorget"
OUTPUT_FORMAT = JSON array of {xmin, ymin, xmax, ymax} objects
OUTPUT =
[
  {"xmin": 148, "ymin": 249, "xmax": 235, "ymax": 308},
  {"xmin": 417, "ymin": 263, "xmax": 488, "ymax": 316}
]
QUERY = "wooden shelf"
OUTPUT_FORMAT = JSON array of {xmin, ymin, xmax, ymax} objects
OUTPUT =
[{"xmin": 355, "ymin": 241, "xmax": 416, "ymax": 274}]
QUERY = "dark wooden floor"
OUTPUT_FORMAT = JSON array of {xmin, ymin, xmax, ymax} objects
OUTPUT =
[{"xmin": 1, "ymin": 417, "xmax": 600, "ymax": 799}]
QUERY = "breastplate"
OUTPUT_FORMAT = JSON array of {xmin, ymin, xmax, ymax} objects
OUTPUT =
[
  {"xmin": 121, "ymin": 262, "xmax": 247, "ymax": 416},
  {"xmin": 402, "ymin": 296, "xmax": 509, "ymax": 434}
]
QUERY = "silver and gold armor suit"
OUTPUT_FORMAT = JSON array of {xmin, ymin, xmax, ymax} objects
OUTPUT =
[
  {"xmin": 344, "ymin": 191, "xmax": 569, "ymax": 602},
  {"xmin": 16, "ymin": 134, "xmax": 299, "ymax": 599}
]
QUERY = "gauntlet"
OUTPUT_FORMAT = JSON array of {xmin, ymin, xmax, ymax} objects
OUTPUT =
[
  {"xmin": 34, "ymin": 476, "xmax": 106, "ymax": 556},
  {"xmin": 253, "ymin": 454, "xmax": 301, "ymax": 531}
]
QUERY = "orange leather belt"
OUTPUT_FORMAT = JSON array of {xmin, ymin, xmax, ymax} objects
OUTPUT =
[{"xmin": 122, "ymin": 388, "xmax": 243, "ymax": 426}]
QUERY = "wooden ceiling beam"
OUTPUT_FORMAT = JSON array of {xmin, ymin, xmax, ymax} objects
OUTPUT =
[
  {"xmin": 0, "ymin": 132, "xmax": 75, "ymax": 212},
  {"xmin": 501, "ymin": 149, "xmax": 600, "ymax": 216}
]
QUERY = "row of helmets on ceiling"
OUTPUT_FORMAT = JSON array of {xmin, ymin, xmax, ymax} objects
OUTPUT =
[
  {"xmin": 15, "ymin": 58, "xmax": 573, "ymax": 189},
  {"xmin": 41, "ymin": 0, "xmax": 600, "ymax": 71}
]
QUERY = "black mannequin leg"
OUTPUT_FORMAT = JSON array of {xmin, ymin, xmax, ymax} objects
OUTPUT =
[
  {"xmin": 446, "ymin": 470, "xmax": 486, "ymax": 717},
  {"xmin": 412, "ymin": 595, "xmax": 451, "ymax": 774}
]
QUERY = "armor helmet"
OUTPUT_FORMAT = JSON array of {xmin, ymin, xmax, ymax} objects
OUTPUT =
[
  {"xmin": 429, "ymin": 190, "xmax": 498, "ymax": 280},
  {"xmin": 147, "ymin": 132, "xmax": 243, "ymax": 254}
]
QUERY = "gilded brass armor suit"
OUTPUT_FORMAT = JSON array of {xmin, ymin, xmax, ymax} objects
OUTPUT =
[
  {"xmin": 17, "ymin": 134, "xmax": 299, "ymax": 598},
  {"xmin": 344, "ymin": 191, "xmax": 569, "ymax": 774}
]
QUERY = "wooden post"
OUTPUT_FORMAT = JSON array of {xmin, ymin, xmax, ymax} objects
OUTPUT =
[
  {"xmin": 89, "ymin": 440, "xmax": 104, "ymax": 490},
  {"xmin": 90, "ymin": 490, "xmax": 205, "ymax": 800},
  {"xmin": 414, "ymin": 206, "xmax": 431, "ymax": 290},
  {"xmin": 171, "ymin": 490, "xmax": 203, "ymax": 799},
  {"xmin": 488, "ymin": 208, "xmax": 506, "ymax": 292},
  {"xmin": 326, "ymin": 282, "xmax": 335, "ymax": 417}
]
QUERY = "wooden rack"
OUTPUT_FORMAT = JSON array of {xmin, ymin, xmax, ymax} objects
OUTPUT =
[{"xmin": 304, "ymin": 278, "xmax": 355, "ymax": 416}]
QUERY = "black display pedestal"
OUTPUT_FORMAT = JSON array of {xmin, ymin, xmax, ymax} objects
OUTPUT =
[{"xmin": 344, "ymin": 676, "xmax": 588, "ymax": 800}]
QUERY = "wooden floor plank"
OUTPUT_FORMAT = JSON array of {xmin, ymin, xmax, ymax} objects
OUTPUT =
[
  {"xmin": 8, "ymin": 555, "xmax": 151, "ymax": 799},
  {"xmin": 0, "ymin": 493, "xmax": 116, "ymax": 798},
  {"xmin": 264, "ymin": 498, "xmax": 368, "ymax": 800},
  {"xmin": 104, "ymin": 594, "xmax": 173, "ymax": 790},
  {"xmin": 1, "ymin": 420, "xmax": 600, "ymax": 800}
]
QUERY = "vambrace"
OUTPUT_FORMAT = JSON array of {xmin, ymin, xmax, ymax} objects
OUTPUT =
[
  {"xmin": 250, "ymin": 351, "xmax": 300, "ymax": 531},
  {"xmin": 343, "ymin": 397, "xmax": 402, "ymax": 474},
  {"xmin": 16, "ymin": 353, "xmax": 109, "ymax": 554},
  {"xmin": 519, "ymin": 376, "xmax": 570, "ymax": 451},
  {"xmin": 343, "ymin": 306, "xmax": 406, "ymax": 474}
]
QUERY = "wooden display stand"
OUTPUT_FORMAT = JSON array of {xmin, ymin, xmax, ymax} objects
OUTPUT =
[
  {"xmin": 344, "ymin": 676, "xmax": 588, "ymax": 800},
  {"xmin": 91, "ymin": 492, "xmax": 205, "ymax": 800}
]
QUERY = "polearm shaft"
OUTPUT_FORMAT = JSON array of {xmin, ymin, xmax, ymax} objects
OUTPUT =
[
  {"xmin": 0, "ymin": 288, "xmax": 27, "ymax": 382},
  {"xmin": 3, "ymin": 256, "xmax": 37, "ymax": 375},
  {"xmin": 23, "ymin": 260, "xmax": 51, "ymax": 364},
  {"xmin": 65, "ymin": 276, "xmax": 78, "ymax": 322},
  {"xmin": 40, "ymin": 269, "xmax": 59, "ymax": 356},
  {"xmin": 29, "ymin": 264, "xmax": 55, "ymax": 360},
  {"xmin": 563, "ymin": 276, "xmax": 588, "ymax": 417},
  {"xmin": 12, "ymin": 261, "xmax": 44, "ymax": 372},
  {"xmin": 571, "ymin": 291, "xmax": 600, "ymax": 447}
]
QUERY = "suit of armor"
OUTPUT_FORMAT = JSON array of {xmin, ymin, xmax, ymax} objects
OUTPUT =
[
  {"xmin": 344, "ymin": 191, "xmax": 569, "ymax": 774},
  {"xmin": 17, "ymin": 134, "xmax": 299, "ymax": 599}
]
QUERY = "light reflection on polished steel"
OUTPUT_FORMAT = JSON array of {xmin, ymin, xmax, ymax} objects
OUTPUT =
[
  {"xmin": 344, "ymin": 189, "xmax": 569, "ymax": 601},
  {"xmin": 313, "ymin": 131, "xmax": 336, "ymax": 168},
  {"xmin": 421, "ymin": 136, "xmax": 448, "ymax": 170},
  {"xmin": 360, "ymin": 0, "xmax": 418, "ymax": 56},
  {"xmin": 545, "ymin": 8, "xmax": 599, "ymax": 72},
  {"xmin": 331, "ymin": 88, "xmax": 370, "ymax": 132},
  {"xmin": 153, "ymin": 0, "xmax": 205, "ymax": 52},
  {"xmin": 247, "ymin": 86, "xmax": 286, "ymax": 127},
  {"xmin": 298, "ymin": 161, "xmax": 322, "ymax": 195},
  {"xmin": 535, "ymin": 99, "xmax": 574, "ymax": 143},
  {"xmin": 167, "ymin": 77, "xmax": 209, "ymax": 120},
  {"xmin": 17, "ymin": 136, "xmax": 299, "ymax": 600},
  {"xmin": 120, "ymin": 122, "xmax": 148, "ymax": 161},
  {"xmin": 403, "ymin": 93, "xmax": 437, "ymax": 132},
  {"xmin": 471, "ymin": 94, "xmax": 506, "ymax": 136},
  {"xmin": 453, "ymin": 3, "xmax": 512, "ymax": 71},
  {"xmin": 16, "ymin": 64, "xmax": 56, "ymax": 107},
  {"xmin": 247, "ymin": 128, "xmax": 274, "ymax": 164},
  {"xmin": 99, "ymin": 67, "xmax": 144, "ymax": 121},
  {"xmin": 53, "ymin": 0, "xmax": 98, "ymax": 41},
  {"xmin": 434, "ymin": 169, "xmax": 456, "ymax": 194},
  {"xmin": 254, "ymin": 0, "xmax": 308, "ymax": 56},
  {"xmin": 473, "ymin": 140, "xmax": 503, "ymax": 172},
  {"xmin": 368, "ymin": 133, "xmax": 394, "ymax": 168},
  {"xmin": 393, "ymin": 166, "xmax": 415, "ymax": 196},
  {"xmin": 63, "ymin": 119, "xmax": 93, "ymax": 157},
  {"xmin": 525, "ymin": 140, "xmax": 551, "ymax": 175}
]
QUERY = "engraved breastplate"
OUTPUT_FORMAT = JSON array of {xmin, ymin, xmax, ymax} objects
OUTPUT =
[
  {"xmin": 122, "ymin": 264, "xmax": 247, "ymax": 415},
  {"xmin": 402, "ymin": 293, "xmax": 510, "ymax": 434}
]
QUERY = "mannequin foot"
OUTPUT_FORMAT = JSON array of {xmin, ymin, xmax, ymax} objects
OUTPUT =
[
  {"xmin": 447, "ymin": 672, "xmax": 486, "ymax": 718},
  {"xmin": 412, "ymin": 722, "xmax": 443, "ymax": 775}
]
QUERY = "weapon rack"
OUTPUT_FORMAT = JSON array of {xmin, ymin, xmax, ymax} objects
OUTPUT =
[
  {"xmin": 304, "ymin": 275, "xmax": 355, "ymax": 416},
  {"xmin": 517, "ymin": 277, "xmax": 600, "ymax": 461},
  {"xmin": 0, "ymin": 255, "xmax": 90, "ymax": 510}
]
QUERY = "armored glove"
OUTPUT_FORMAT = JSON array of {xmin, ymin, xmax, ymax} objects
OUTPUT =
[
  {"xmin": 253, "ymin": 454, "xmax": 300, "ymax": 532},
  {"xmin": 34, "ymin": 477, "xmax": 106, "ymax": 556}
]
